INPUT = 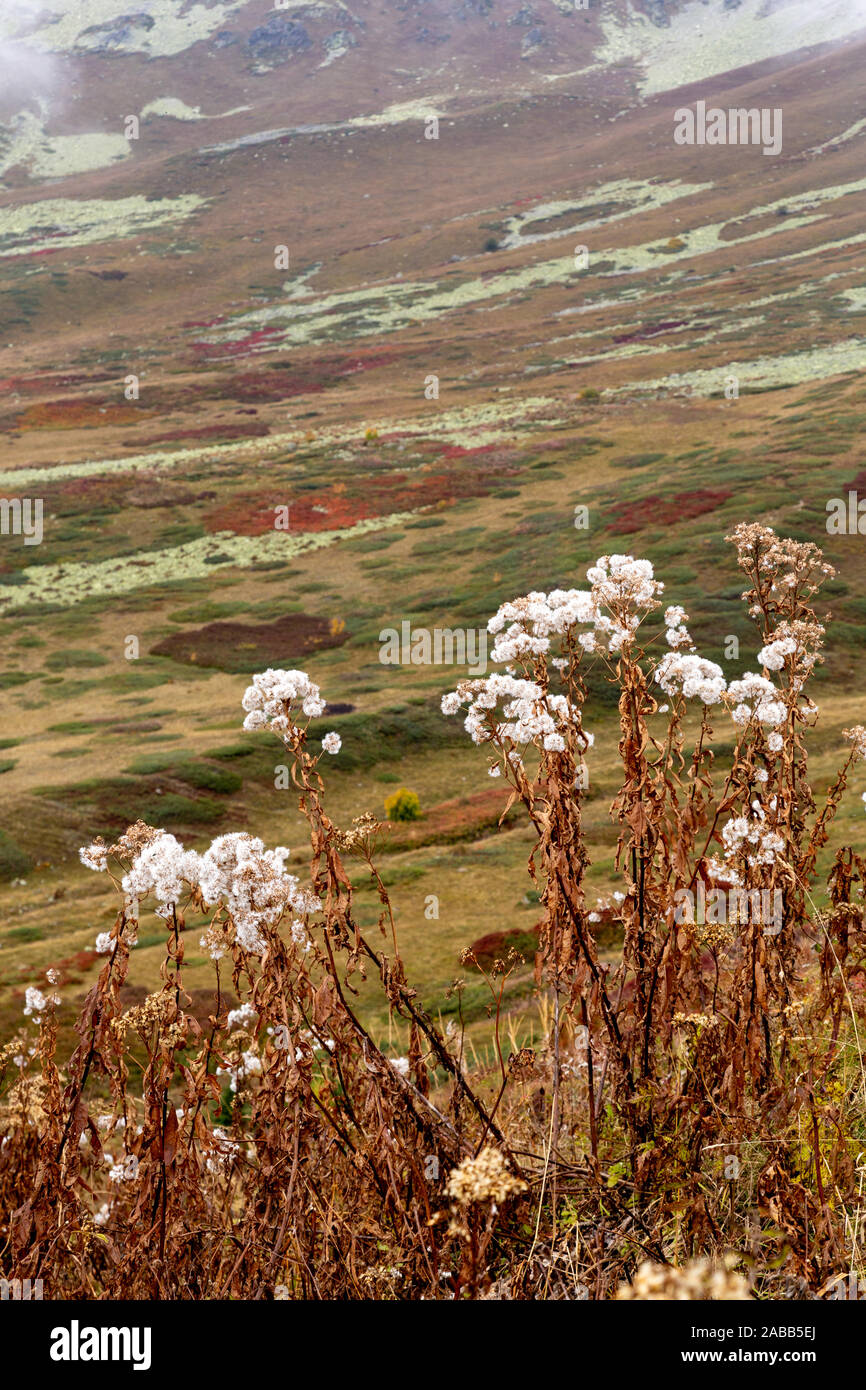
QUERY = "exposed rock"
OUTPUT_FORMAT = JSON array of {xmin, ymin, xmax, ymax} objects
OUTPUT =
[
  {"xmin": 247, "ymin": 16, "xmax": 313, "ymax": 67},
  {"xmin": 76, "ymin": 12, "xmax": 155, "ymax": 53},
  {"xmin": 322, "ymin": 29, "xmax": 357, "ymax": 62},
  {"xmin": 644, "ymin": 1, "xmax": 671, "ymax": 26},
  {"xmin": 415, "ymin": 26, "xmax": 451, "ymax": 43},
  {"xmin": 452, "ymin": 0, "xmax": 494, "ymax": 17},
  {"xmin": 509, "ymin": 7, "xmax": 541, "ymax": 26}
]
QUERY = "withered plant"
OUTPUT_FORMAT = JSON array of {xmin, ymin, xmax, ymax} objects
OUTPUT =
[{"xmin": 2, "ymin": 524, "xmax": 865, "ymax": 1300}]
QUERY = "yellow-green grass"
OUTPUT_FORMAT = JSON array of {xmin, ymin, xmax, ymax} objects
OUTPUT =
[{"xmin": 3, "ymin": 377, "xmax": 866, "ymax": 1054}]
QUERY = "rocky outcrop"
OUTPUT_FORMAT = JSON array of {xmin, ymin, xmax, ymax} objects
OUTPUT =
[
  {"xmin": 509, "ymin": 7, "xmax": 542, "ymax": 27},
  {"xmin": 77, "ymin": 12, "xmax": 155, "ymax": 53},
  {"xmin": 247, "ymin": 16, "xmax": 314, "ymax": 68}
]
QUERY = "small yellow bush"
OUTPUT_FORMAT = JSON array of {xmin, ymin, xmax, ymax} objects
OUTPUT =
[{"xmin": 384, "ymin": 787, "xmax": 421, "ymax": 822}]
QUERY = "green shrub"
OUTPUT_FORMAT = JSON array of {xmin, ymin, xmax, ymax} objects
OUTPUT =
[
  {"xmin": 207, "ymin": 742, "xmax": 258, "ymax": 760},
  {"xmin": 175, "ymin": 763, "xmax": 242, "ymax": 794},
  {"xmin": 44, "ymin": 649, "xmax": 109, "ymax": 671},
  {"xmin": 0, "ymin": 830, "xmax": 32, "ymax": 880},
  {"xmin": 123, "ymin": 756, "xmax": 241, "ymax": 792},
  {"xmin": 124, "ymin": 752, "xmax": 194, "ymax": 774},
  {"xmin": 138, "ymin": 794, "xmax": 224, "ymax": 825}
]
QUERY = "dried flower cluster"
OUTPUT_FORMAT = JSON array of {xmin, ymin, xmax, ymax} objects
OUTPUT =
[
  {"xmin": 615, "ymin": 1257, "xmax": 751, "ymax": 1301},
  {"xmin": 445, "ymin": 1147, "xmax": 528, "ymax": 1206}
]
